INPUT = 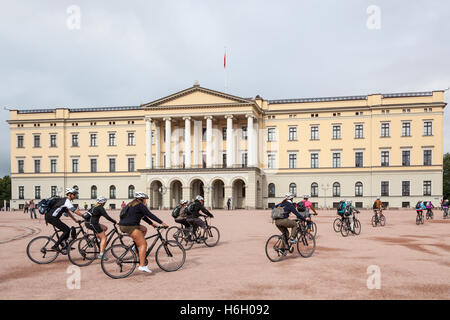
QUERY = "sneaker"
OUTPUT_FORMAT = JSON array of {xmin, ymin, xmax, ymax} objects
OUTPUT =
[
  {"xmin": 138, "ymin": 266, "xmax": 153, "ymax": 274},
  {"xmin": 97, "ymin": 254, "xmax": 108, "ymax": 261},
  {"xmin": 288, "ymin": 238, "xmax": 297, "ymax": 244}
]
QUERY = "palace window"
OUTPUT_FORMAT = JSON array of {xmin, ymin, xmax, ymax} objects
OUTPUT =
[
  {"xmin": 17, "ymin": 135, "xmax": 24, "ymax": 148},
  {"xmin": 50, "ymin": 159, "xmax": 57, "ymax": 173},
  {"xmin": 72, "ymin": 134, "xmax": 79, "ymax": 147},
  {"xmin": 381, "ymin": 123, "xmax": 390, "ymax": 137},
  {"xmin": 423, "ymin": 150, "xmax": 432, "ymax": 166},
  {"xmin": 90, "ymin": 133, "xmax": 97, "ymax": 147},
  {"xmin": 402, "ymin": 122, "xmax": 411, "ymax": 137},
  {"xmin": 355, "ymin": 152, "xmax": 363, "ymax": 168},
  {"xmin": 109, "ymin": 185, "xmax": 116, "ymax": 199},
  {"xmin": 18, "ymin": 160, "xmax": 24, "ymax": 173},
  {"xmin": 402, "ymin": 181, "xmax": 410, "ymax": 196},
  {"xmin": 109, "ymin": 158, "xmax": 116, "ymax": 172},
  {"xmin": 310, "ymin": 153, "xmax": 319, "ymax": 168},
  {"xmin": 310, "ymin": 126, "xmax": 319, "ymax": 140},
  {"xmin": 332, "ymin": 125, "xmax": 341, "ymax": 139},
  {"xmin": 332, "ymin": 153, "xmax": 341, "ymax": 168},
  {"xmin": 402, "ymin": 150, "xmax": 410, "ymax": 166},
  {"xmin": 423, "ymin": 121, "xmax": 432, "ymax": 136},
  {"xmin": 288, "ymin": 127, "xmax": 297, "ymax": 141},
  {"xmin": 72, "ymin": 159, "xmax": 79, "ymax": 173},
  {"xmin": 333, "ymin": 182, "xmax": 340, "ymax": 197},
  {"xmin": 355, "ymin": 182, "xmax": 363, "ymax": 197},
  {"xmin": 34, "ymin": 159, "xmax": 41, "ymax": 173},
  {"xmin": 355, "ymin": 124, "xmax": 364, "ymax": 139},
  {"xmin": 128, "ymin": 158, "xmax": 135, "ymax": 172},
  {"xmin": 91, "ymin": 186, "xmax": 97, "ymax": 199},
  {"xmin": 267, "ymin": 154, "xmax": 276, "ymax": 169},
  {"xmin": 128, "ymin": 132, "xmax": 135, "ymax": 146},
  {"xmin": 381, "ymin": 181, "xmax": 389, "ymax": 196},
  {"xmin": 109, "ymin": 133, "xmax": 116, "ymax": 146},
  {"xmin": 423, "ymin": 181, "xmax": 432, "ymax": 196},
  {"xmin": 50, "ymin": 134, "xmax": 57, "ymax": 147},
  {"xmin": 35, "ymin": 186, "xmax": 41, "ymax": 199},
  {"xmin": 90, "ymin": 158, "xmax": 97, "ymax": 173},
  {"xmin": 128, "ymin": 185, "xmax": 135, "ymax": 199},
  {"xmin": 18, "ymin": 186, "xmax": 24, "ymax": 199},
  {"xmin": 267, "ymin": 127, "xmax": 276, "ymax": 142},
  {"xmin": 381, "ymin": 151, "xmax": 390, "ymax": 167},
  {"xmin": 33, "ymin": 135, "xmax": 40, "ymax": 148},
  {"xmin": 311, "ymin": 183, "xmax": 319, "ymax": 197},
  {"xmin": 289, "ymin": 183, "xmax": 297, "ymax": 197}
]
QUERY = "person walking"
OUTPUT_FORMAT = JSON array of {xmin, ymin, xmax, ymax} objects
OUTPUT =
[
  {"xmin": 227, "ymin": 197, "xmax": 232, "ymax": 210},
  {"xmin": 29, "ymin": 200, "xmax": 37, "ymax": 219},
  {"xmin": 24, "ymin": 201, "xmax": 29, "ymax": 214},
  {"xmin": 121, "ymin": 201, "xmax": 126, "ymax": 209}
]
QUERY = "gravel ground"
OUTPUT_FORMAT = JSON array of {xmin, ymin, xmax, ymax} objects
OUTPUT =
[{"xmin": 0, "ymin": 208, "xmax": 449, "ymax": 300}]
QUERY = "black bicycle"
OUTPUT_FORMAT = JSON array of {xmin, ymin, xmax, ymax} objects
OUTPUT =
[
  {"xmin": 341, "ymin": 213, "xmax": 361, "ymax": 237},
  {"xmin": 425, "ymin": 209, "xmax": 434, "ymax": 220},
  {"xmin": 304, "ymin": 213, "xmax": 318, "ymax": 237},
  {"xmin": 371, "ymin": 209, "xmax": 386, "ymax": 227},
  {"xmin": 416, "ymin": 211, "xmax": 425, "ymax": 225},
  {"xmin": 443, "ymin": 207, "xmax": 449, "ymax": 219},
  {"xmin": 167, "ymin": 216, "xmax": 220, "ymax": 250},
  {"xmin": 333, "ymin": 215, "xmax": 344, "ymax": 232},
  {"xmin": 265, "ymin": 219, "xmax": 316, "ymax": 262},
  {"xmin": 26, "ymin": 220, "xmax": 87, "ymax": 264},
  {"xmin": 101, "ymin": 226, "xmax": 185, "ymax": 279},
  {"xmin": 68, "ymin": 223, "xmax": 133, "ymax": 267}
]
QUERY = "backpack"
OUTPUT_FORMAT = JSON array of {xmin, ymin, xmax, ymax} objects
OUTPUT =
[
  {"xmin": 338, "ymin": 201, "xmax": 345, "ymax": 212},
  {"xmin": 297, "ymin": 201, "xmax": 306, "ymax": 212},
  {"xmin": 82, "ymin": 207, "xmax": 94, "ymax": 221},
  {"xmin": 271, "ymin": 206, "xmax": 285, "ymax": 220},
  {"xmin": 119, "ymin": 205, "xmax": 130, "ymax": 219},
  {"xmin": 415, "ymin": 202, "xmax": 422, "ymax": 209},
  {"xmin": 372, "ymin": 201, "xmax": 377, "ymax": 210},
  {"xmin": 37, "ymin": 196, "xmax": 63, "ymax": 215},
  {"xmin": 185, "ymin": 202, "xmax": 196, "ymax": 216},
  {"xmin": 172, "ymin": 206, "xmax": 181, "ymax": 219}
]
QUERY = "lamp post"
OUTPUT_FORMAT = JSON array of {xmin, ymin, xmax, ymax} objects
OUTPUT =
[
  {"xmin": 321, "ymin": 183, "xmax": 330, "ymax": 209},
  {"xmin": 158, "ymin": 185, "xmax": 167, "ymax": 210}
]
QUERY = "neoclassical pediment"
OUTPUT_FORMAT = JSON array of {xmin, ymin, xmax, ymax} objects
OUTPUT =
[{"xmin": 141, "ymin": 84, "xmax": 253, "ymax": 109}]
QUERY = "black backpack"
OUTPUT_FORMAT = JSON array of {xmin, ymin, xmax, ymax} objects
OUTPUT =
[
  {"xmin": 415, "ymin": 202, "xmax": 422, "ymax": 209},
  {"xmin": 372, "ymin": 201, "xmax": 377, "ymax": 210},
  {"xmin": 338, "ymin": 201, "xmax": 345, "ymax": 212},
  {"xmin": 297, "ymin": 201, "xmax": 306, "ymax": 212},
  {"xmin": 172, "ymin": 206, "xmax": 181, "ymax": 219},
  {"xmin": 119, "ymin": 205, "xmax": 130, "ymax": 219},
  {"xmin": 185, "ymin": 202, "xmax": 196, "ymax": 216},
  {"xmin": 37, "ymin": 196, "xmax": 64, "ymax": 215}
]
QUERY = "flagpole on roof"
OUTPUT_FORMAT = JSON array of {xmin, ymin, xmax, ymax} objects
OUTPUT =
[{"xmin": 224, "ymin": 46, "xmax": 227, "ymax": 93}]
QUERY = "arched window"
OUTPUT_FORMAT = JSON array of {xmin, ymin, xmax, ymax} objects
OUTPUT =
[
  {"xmin": 268, "ymin": 183, "xmax": 275, "ymax": 198},
  {"xmin": 333, "ymin": 182, "xmax": 341, "ymax": 197},
  {"xmin": 289, "ymin": 183, "xmax": 297, "ymax": 197},
  {"xmin": 128, "ymin": 185, "xmax": 135, "ymax": 199},
  {"xmin": 109, "ymin": 185, "xmax": 116, "ymax": 199},
  {"xmin": 311, "ymin": 183, "xmax": 319, "ymax": 197},
  {"xmin": 355, "ymin": 182, "xmax": 363, "ymax": 197},
  {"xmin": 91, "ymin": 186, "xmax": 97, "ymax": 199}
]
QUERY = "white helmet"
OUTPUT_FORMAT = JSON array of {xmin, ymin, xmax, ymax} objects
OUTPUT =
[
  {"xmin": 96, "ymin": 196, "xmax": 107, "ymax": 204},
  {"xmin": 284, "ymin": 193, "xmax": 294, "ymax": 200},
  {"xmin": 347, "ymin": 200, "xmax": 352, "ymax": 205},
  {"xmin": 376, "ymin": 197, "xmax": 380, "ymax": 200},
  {"xmin": 65, "ymin": 187, "xmax": 78, "ymax": 195},
  {"xmin": 303, "ymin": 194, "xmax": 310, "ymax": 199},
  {"xmin": 180, "ymin": 200, "xmax": 189, "ymax": 205},
  {"xmin": 134, "ymin": 192, "xmax": 149, "ymax": 199},
  {"xmin": 195, "ymin": 195, "xmax": 204, "ymax": 201}
]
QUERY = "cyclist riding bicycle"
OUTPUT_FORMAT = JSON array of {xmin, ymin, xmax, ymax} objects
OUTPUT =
[
  {"xmin": 185, "ymin": 195, "xmax": 214, "ymax": 240},
  {"xmin": 373, "ymin": 197, "xmax": 385, "ymax": 219},
  {"xmin": 84, "ymin": 196, "xmax": 117, "ymax": 260},
  {"xmin": 118, "ymin": 192, "xmax": 168, "ymax": 274},
  {"xmin": 297, "ymin": 194, "xmax": 317, "ymax": 233},
  {"xmin": 45, "ymin": 187, "xmax": 84, "ymax": 253},
  {"xmin": 415, "ymin": 200, "xmax": 426, "ymax": 219},
  {"xmin": 337, "ymin": 199, "xmax": 347, "ymax": 218},
  {"xmin": 274, "ymin": 193, "xmax": 308, "ymax": 249},
  {"xmin": 425, "ymin": 201, "xmax": 434, "ymax": 217},
  {"xmin": 344, "ymin": 200, "xmax": 360, "ymax": 233},
  {"xmin": 443, "ymin": 199, "xmax": 449, "ymax": 217},
  {"xmin": 172, "ymin": 200, "xmax": 191, "ymax": 233}
]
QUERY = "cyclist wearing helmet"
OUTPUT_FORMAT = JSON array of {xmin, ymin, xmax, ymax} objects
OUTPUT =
[
  {"xmin": 185, "ymin": 195, "xmax": 214, "ymax": 240},
  {"xmin": 415, "ymin": 200, "xmax": 426, "ymax": 219},
  {"xmin": 297, "ymin": 194, "xmax": 317, "ymax": 233},
  {"xmin": 118, "ymin": 192, "xmax": 168, "ymax": 274},
  {"xmin": 45, "ymin": 187, "xmax": 84, "ymax": 253},
  {"xmin": 373, "ymin": 197, "xmax": 385, "ymax": 220},
  {"xmin": 84, "ymin": 196, "xmax": 117, "ymax": 260},
  {"xmin": 173, "ymin": 200, "xmax": 191, "ymax": 230},
  {"xmin": 345, "ymin": 200, "xmax": 360, "ymax": 233},
  {"xmin": 274, "ymin": 193, "xmax": 307, "ymax": 249}
]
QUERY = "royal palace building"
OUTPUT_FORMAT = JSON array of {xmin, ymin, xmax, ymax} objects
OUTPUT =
[{"xmin": 7, "ymin": 83, "xmax": 446, "ymax": 210}]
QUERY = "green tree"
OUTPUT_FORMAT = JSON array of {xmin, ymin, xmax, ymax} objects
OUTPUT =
[
  {"xmin": 444, "ymin": 153, "xmax": 450, "ymax": 199},
  {"xmin": 0, "ymin": 176, "xmax": 11, "ymax": 204}
]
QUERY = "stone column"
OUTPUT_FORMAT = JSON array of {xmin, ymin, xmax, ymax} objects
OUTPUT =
[
  {"xmin": 225, "ymin": 115, "xmax": 234, "ymax": 168},
  {"xmin": 145, "ymin": 116, "xmax": 152, "ymax": 169},
  {"xmin": 246, "ymin": 114, "xmax": 254, "ymax": 167},
  {"xmin": 173, "ymin": 122, "xmax": 179, "ymax": 168},
  {"xmin": 155, "ymin": 122, "xmax": 161, "ymax": 168},
  {"xmin": 205, "ymin": 116, "xmax": 213, "ymax": 168},
  {"xmin": 193, "ymin": 120, "xmax": 200, "ymax": 167},
  {"xmin": 182, "ymin": 186, "xmax": 191, "ymax": 202},
  {"xmin": 213, "ymin": 125, "xmax": 219, "ymax": 168},
  {"xmin": 254, "ymin": 119, "xmax": 259, "ymax": 167},
  {"xmin": 184, "ymin": 117, "xmax": 191, "ymax": 168},
  {"xmin": 164, "ymin": 118, "xmax": 171, "ymax": 168}
]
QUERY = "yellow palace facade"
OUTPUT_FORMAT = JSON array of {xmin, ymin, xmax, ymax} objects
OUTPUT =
[{"xmin": 7, "ymin": 83, "xmax": 446, "ymax": 210}]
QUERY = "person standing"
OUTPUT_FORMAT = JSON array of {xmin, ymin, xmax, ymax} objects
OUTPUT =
[
  {"xmin": 24, "ymin": 201, "xmax": 29, "ymax": 214},
  {"xmin": 227, "ymin": 197, "xmax": 232, "ymax": 210},
  {"xmin": 121, "ymin": 201, "xmax": 126, "ymax": 209},
  {"xmin": 84, "ymin": 202, "xmax": 88, "ymax": 210},
  {"xmin": 29, "ymin": 200, "xmax": 37, "ymax": 219}
]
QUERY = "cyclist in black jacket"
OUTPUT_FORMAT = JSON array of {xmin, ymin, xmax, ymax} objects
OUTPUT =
[
  {"xmin": 84, "ymin": 196, "xmax": 117, "ymax": 260},
  {"xmin": 118, "ymin": 192, "xmax": 168, "ymax": 274},
  {"xmin": 185, "ymin": 195, "xmax": 214, "ymax": 240}
]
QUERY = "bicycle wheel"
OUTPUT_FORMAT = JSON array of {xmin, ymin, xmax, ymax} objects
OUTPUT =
[
  {"xmin": 309, "ymin": 222, "xmax": 317, "ymax": 238},
  {"xmin": 26, "ymin": 236, "xmax": 59, "ymax": 264},
  {"xmin": 166, "ymin": 226, "xmax": 181, "ymax": 241},
  {"xmin": 265, "ymin": 235, "xmax": 285, "ymax": 262},
  {"xmin": 421, "ymin": 215, "xmax": 424, "ymax": 224},
  {"xmin": 68, "ymin": 236, "xmax": 98, "ymax": 267},
  {"xmin": 174, "ymin": 229, "xmax": 195, "ymax": 250},
  {"xmin": 353, "ymin": 218, "xmax": 362, "ymax": 235},
  {"xmin": 297, "ymin": 233, "xmax": 316, "ymax": 258},
  {"xmin": 341, "ymin": 220, "xmax": 349, "ymax": 237},
  {"xmin": 379, "ymin": 216, "xmax": 386, "ymax": 227},
  {"xmin": 155, "ymin": 240, "xmax": 186, "ymax": 272},
  {"xmin": 333, "ymin": 218, "xmax": 342, "ymax": 232},
  {"xmin": 416, "ymin": 215, "xmax": 420, "ymax": 225},
  {"xmin": 371, "ymin": 215, "xmax": 377, "ymax": 227},
  {"xmin": 101, "ymin": 244, "xmax": 137, "ymax": 279},
  {"xmin": 204, "ymin": 226, "xmax": 220, "ymax": 247}
]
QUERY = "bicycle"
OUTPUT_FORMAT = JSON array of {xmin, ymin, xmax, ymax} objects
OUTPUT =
[
  {"xmin": 371, "ymin": 209, "xmax": 386, "ymax": 227},
  {"xmin": 416, "ymin": 211, "xmax": 425, "ymax": 225},
  {"xmin": 168, "ymin": 216, "xmax": 220, "ymax": 250},
  {"xmin": 68, "ymin": 223, "xmax": 133, "ymax": 267},
  {"xmin": 443, "ymin": 207, "xmax": 449, "ymax": 219},
  {"xmin": 101, "ymin": 226, "xmax": 186, "ymax": 279},
  {"xmin": 341, "ymin": 213, "xmax": 361, "ymax": 237},
  {"xmin": 333, "ymin": 214, "xmax": 345, "ymax": 232},
  {"xmin": 303, "ymin": 213, "xmax": 318, "ymax": 237},
  {"xmin": 265, "ymin": 219, "xmax": 316, "ymax": 262},
  {"xmin": 425, "ymin": 209, "xmax": 434, "ymax": 220},
  {"xmin": 26, "ymin": 220, "xmax": 87, "ymax": 264}
]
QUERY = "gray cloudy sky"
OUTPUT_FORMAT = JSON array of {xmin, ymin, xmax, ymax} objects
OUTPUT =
[{"xmin": 1, "ymin": 0, "xmax": 449, "ymax": 176}]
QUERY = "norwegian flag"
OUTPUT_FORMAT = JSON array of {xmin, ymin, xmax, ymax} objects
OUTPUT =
[{"xmin": 224, "ymin": 51, "xmax": 226, "ymax": 69}]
